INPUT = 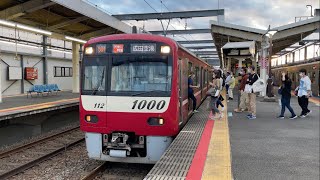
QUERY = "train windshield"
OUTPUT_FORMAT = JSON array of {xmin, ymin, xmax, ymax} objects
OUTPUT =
[
  {"xmin": 110, "ymin": 55, "xmax": 172, "ymax": 94},
  {"xmin": 84, "ymin": 66, "xmax": 106, "ymax": 93},
  {"xmin": 82, "ymin": 57, "xmax": 108, "ymax": 96}
]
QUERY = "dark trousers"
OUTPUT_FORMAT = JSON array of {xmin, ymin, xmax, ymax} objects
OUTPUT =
[
  {"xmin": 216, "ymin": 96, "xmax": 224, "ymax": 108},
  {"xmin": 226, "ymin": 84, "xmax": 229, "ymax": 94},
  {"xmin": 298, "ymin": 96, "xmax": 310, "ymax": 115},
  {"xmin": 280, "ymin": 97, "xmax": 296, "ymax": 116},
  {"xmin": 188, "ymin": 93, "xmax": 197, "ymax": 111}
]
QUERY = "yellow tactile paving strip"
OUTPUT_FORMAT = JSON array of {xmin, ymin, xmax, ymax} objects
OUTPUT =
[{"xmin": 202, "ymin": 92, "xmax": 232, "ymax": 180}]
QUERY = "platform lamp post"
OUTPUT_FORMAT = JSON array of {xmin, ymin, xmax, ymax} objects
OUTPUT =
[{"xmin": 266, "ymin": 28, "xmax": 278, "ymax": 98}]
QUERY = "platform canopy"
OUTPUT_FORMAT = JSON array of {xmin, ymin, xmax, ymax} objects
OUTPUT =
[
  {"xmin": 210, "ymin": 16, "xmax": 320, "ymax": 65},
  {"xmin": 0, "ymin": 0, "xmax": 132, "ymax": 40}
]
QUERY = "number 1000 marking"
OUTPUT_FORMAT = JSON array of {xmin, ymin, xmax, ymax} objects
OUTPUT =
[{"xmin": 132, "ymin": 100, "xmax": 166, "ymax": 110}]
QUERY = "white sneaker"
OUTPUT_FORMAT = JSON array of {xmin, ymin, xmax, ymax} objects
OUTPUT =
[
  {"xmin": 221, "ymin": 107, "xmax": 225, "ymax": 111},
  {"xmin": 193, "ymin": 110, "xmax": 199, "ymax": 113}
]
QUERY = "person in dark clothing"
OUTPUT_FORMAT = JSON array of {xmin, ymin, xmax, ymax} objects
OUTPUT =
[
  {"xmin": 278, "ymin": 73, "xmax": 297, "ymax": 119},
  {"xmin": 215, "ymin": 70, "xmax": 225, "ymax": 111},
  {"xmin": 246, "ymin": 65, "xmax": 259, "ymax": 119},
  {"xmin": 188, "ymin": 72, "xmax": 200, "ymax": 113},
  {"xmin": 234, "ymin": 69, "xmax": 249, "ymax": 112}
]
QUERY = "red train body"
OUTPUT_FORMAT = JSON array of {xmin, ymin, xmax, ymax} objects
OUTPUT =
[{"xmin": 80, "ymin": 34, "xmax": 210, "ymax": 164}]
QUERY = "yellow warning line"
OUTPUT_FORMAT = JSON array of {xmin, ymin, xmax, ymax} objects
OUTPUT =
[
  {"xmin": 202, "ymin": 91, "xmax": 232, "ymax": 180},
  {"xmin": 0, "ymin": 98, "xmax": 79, "ymax": 113}
]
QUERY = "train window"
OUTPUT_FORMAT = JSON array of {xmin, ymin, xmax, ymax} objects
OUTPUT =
[
  {"xmin": 296, "ymin": 73, "xmax": 300, "ymax": 82},
  {"xmin": 200, "ymin": 67, "xmax": 203, "ymax": 87},
  {"xmin": 291, "ymin": 73, "xmax": 295, "ymax": 82},
  {"xmin": 311, "ymin": 71, "xmax": 316, "ymax": 83},
  {"xmin": 188, "ymin": 61, "xmax": 192, "ymax": 74},
  {"xmin": 204, "ymin": 70, "xmax": 207, "ymax": 85},
  {"xmin": 83, "ymin": 66, "xmax": 106, "ymax": 91},
  {"xmin": 195, "ymin": 67, "xmax": 200, "ymax": 86}
]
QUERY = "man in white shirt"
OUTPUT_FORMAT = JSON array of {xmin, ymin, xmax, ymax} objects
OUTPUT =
[{"xmin": 297, "ymin": 69, "xmax": 312, "ymax": 118}]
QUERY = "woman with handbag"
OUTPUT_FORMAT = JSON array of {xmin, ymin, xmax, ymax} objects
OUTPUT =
[
  {"xmin": 216, "ymin": 70, "xmax": 225, "ymax": 111},
  {"xmin": 278, "ymin": 72, "xmax": 297, "ymax": 119},
  {"xmin": 208, "ymin": 71, "xmax": 221, "ymax": 120}
]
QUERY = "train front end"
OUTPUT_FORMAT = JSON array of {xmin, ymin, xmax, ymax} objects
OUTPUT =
[{"xmin": 80, "ymin": 35, "xmax": 178, "ymax": 164}]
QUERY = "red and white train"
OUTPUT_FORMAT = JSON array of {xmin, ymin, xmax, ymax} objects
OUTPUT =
[{"xmin": 80, "ymin": 34, "xmax": 211, "ymax": 164}]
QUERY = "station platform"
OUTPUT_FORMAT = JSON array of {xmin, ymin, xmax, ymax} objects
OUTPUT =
[
  {"xmin": 228, "ymin": 92, "xmax": 319, "ymax": 180},
  {"xmin": 145, "ymin": 93, "xmax": 232, "ymax": 180},
  {"xmin": 145, "ymin": 91, "xmax": 319, "ymax": 180},
  {"xmin": 0, "ymin": 91, "xmax": 79, "ymax": 121}
]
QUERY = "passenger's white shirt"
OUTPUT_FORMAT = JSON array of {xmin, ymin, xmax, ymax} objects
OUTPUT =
[
  {"xmin": 219, "ymin": 78, "xmax": 223, "ymax": 90},
  {"xmin": 225, "ymin": 75, "xmax": 231, "ymax": 83},
  {"xmin": 298, "ymin": 76, "xmax": 311, "ymax": 97}
]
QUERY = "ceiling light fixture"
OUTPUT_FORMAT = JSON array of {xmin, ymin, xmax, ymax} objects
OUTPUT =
[
  {"xmin": 65, "ymin": 36, "xmax": 87, "ymax": 44},
  {"xmin": 17, "ymin": 24, "xmax": 52, "ymax": 36}
]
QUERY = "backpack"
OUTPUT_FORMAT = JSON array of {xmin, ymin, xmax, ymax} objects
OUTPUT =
[{"xmin": 252, "ymin": 74, "xmax": 265, "ymax": 93}]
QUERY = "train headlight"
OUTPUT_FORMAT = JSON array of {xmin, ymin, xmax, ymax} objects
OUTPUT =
[
  {"xmin": 161, "ymin": 46, "xmax": 170, "ymax": 54},
  {"xmin": 85, "ymin": 115, "xmax": 98, "ymax": 123},
  {"xmin": 85, "ymin": 47, "xmax": 94, "ymax": 54},
  {"xmin": 148, "ymin": 117, "xmax": 165, "ymax": 126}
]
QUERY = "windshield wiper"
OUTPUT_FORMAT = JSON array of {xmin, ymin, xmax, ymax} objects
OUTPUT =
[
  {"xmin": 131, "ymin": 90, "xmax": 167, "ymax": 96},
  {"xmin": 91, "ymin": 68, "xmax": 105, "ymax": 95}
]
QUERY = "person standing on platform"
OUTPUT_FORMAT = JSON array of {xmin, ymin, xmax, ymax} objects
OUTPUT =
[
  {"xmin": 216, "ymin": 70, "xmax": 225, "ymax": 111},
  {"xmin": 209, "ymin": 71, "xmax": 221, "ymax": 119},
  {"xmin": 278, "ymin": 72, "xmax": 297, "ymax": 119},
  {"xmin": 236, "ymin": 72, "xmax": 243, "ymax": 108},
  {"xmin": 234, "ymin": 69, "xmax": 249, "ymax": 112},
  {"xmin": 296, "ymin": 69, "xmax": 312, "ymax": 118},
  {"xmin": 246, "ymin": 65, "xmax": 258, "ymax": 119},
  {"xmin": 188, "ymin": 72, "xmax": 200, "ymax": 113},
  {"xmin": 225, "ymin": 72, "xmax": 231, "ymax": 95},
  {"xmin": 227, "ymin": 72, "xmax": 235, "ymax": 100}
]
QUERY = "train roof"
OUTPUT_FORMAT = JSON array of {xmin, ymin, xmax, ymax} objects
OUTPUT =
[
  {"xmin": 87, "ymin": 34, "xmax": 177, "ymax": 47},
  {"xmin": 86, "ymin": 34, "xmax": 210, "ymax": 67}
]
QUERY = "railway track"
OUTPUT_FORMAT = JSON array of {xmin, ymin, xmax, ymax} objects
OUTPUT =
[
  {"xmin": 81, "ymin": 162, "xmax": 107, "ymax": 180},
  {"xmin": 0, "ymin": 126, "xmax": 84, "ymax": 179},
  {"xmin": 81, "ymin": 162, "xmax": 153, "ymax": 180}
]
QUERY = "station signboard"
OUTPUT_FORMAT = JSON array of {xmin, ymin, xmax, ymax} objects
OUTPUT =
[{"xmin": 25, "ymin": 67, "xmax": 38, "ymax": 80}]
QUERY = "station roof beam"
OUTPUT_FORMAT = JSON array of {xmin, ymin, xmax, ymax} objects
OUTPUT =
[
  {"xmin": 48, "ymin": 16, "xmax": 90, "ymax": 30},
  {"xmin": 194, "ymin": 52, "xmax": 217, "ymax": 55},
  {"xmin": 150, "ymin": 29, "xmax": 211, "ymax": 35},
  {"xmin": 0, "ymin": 0, "xmax": 55, "ymax": 20},
  {"xmin": 185, "ymin": 46, "xmax": 216, "ymax": 49},
  {"xmin": 113, "ymin": 9, "xmax": 224, "ymax": 21},
  {"xmin": 178, "ymin": 40, "xmax": 214, "ymax": 44}
]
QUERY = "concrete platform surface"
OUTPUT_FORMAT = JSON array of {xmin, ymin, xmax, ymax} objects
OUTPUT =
[
  {"xmin": 0, "ymin": 91, "xmax": 79, "ymax": 110},
  {"xmin": 0, "ymin": 91, "xmax": 79, "ymax": 121},
  {"xmin": 228, "ymin": 91, "xmax": 319, "ymax": 180}
]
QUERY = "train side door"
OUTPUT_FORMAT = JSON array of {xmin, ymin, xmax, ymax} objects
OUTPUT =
[{"xmin": 178, "ymin": 58, "xmax": 183, "ymax": 125}]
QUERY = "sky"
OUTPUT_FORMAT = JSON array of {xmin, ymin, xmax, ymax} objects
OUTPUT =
[{"xmin": 86, "ymin": 0, "xmax": 319, "ymax": 43}]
